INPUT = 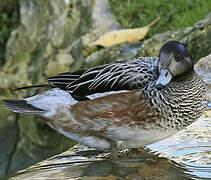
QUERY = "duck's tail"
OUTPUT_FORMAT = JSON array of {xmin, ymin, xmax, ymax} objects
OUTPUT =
[
  {"xmin": 3, "ymin": 88, "xmax": 78, "ymax": 118},
  {"xmin": 3, "ymin": 99, "xmax": 45, "ymax": 114}
]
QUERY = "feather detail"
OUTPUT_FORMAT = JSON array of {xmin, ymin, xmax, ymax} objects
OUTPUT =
[
  {"xmin": 44, "ymin": 57, "xmax": 158, "ymax": 96},
  {"xmin": 3, "ymin": 99, "xmax": 45, "ymax": 114}
]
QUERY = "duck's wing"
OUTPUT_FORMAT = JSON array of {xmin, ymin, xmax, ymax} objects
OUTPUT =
[
  {"xmin": 45, "ymin": 69, "xmax": 88, "ymax": 90},
  {"xmin": 47, "ymin": 57, "xmax": 158, "ymax": 96},
  {"xmin": 59, "ymin": 90, "xmax": 160, "ymax": 136}
]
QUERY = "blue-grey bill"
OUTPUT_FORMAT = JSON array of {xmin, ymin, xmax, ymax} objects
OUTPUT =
[
  {"xmin": 208, "ymin": 102, "xmax": 211, "ymax": 109},
  {"xmin": 156, "ymin": 69, "xmax": 173, "ymax": 88}
]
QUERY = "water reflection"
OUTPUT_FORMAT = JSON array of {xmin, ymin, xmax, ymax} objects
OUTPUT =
[
  {"xmin": 8, "ymin": 147, "xmax": 206, "ymax": 180},
  {"xmin": 10, "ymin": 148, "xmax": 187, "ymax": 180},
  {"xmin": 148, "ymin": 114, "xmax": 211, "ymax": 179}
]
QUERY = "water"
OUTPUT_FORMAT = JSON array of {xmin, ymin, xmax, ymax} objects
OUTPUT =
[
  {"xmin": 8, "ymin": 111, "xmax": 211, "ymax": 180},
  {"xmin": 148, "ymin": 113, "xmax": 211, "ymax": 179}
]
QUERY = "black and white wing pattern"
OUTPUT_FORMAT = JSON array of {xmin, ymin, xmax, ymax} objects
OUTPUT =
[
  {"xmin": 47, "ymin": 57, "xmax": 158, "ymax": 96},
  {"xmin": 46, "ymin": 69, "xmax": 87, "ymax": 90}
]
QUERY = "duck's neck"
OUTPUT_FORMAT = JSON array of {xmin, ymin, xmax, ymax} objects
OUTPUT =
[
  {"xmin": 169, "ymin": 70, "xmax": 203, "ymax": 91},
  {"xmin": 164, "ymin": 70, "xmax": 207, "ymax": 118},
  {"xmin": 152, "ymin": 70, "xmax": 207, "ymax": 129},
  {"xmin": 172, "ymin": 68, "xmax": 195, "ymax": 83}
]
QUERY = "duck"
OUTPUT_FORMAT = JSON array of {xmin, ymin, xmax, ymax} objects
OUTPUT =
[{"xmin": 3, "ymin": 40, "xmax": 208, "ymax": 159}]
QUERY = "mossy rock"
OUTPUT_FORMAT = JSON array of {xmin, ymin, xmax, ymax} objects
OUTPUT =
[{"xmin": 137, "ymin": 12, "xmax": 211, "ymax": 63}]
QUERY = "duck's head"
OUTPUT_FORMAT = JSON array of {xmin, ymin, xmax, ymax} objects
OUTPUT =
[{"xmin": 156, "ymin": 40, "xmax": 194, "ymax": 90}]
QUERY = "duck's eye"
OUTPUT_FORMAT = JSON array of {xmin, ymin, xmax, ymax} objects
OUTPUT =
[{"xmin": 174, "ymin": 54, "xmax": 181, "ymax": 61}]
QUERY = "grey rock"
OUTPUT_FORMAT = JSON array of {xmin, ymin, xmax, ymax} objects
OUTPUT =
[
  {"xmin": 0, "ymin": 110, "xmax": 18, "ymax": 178},
  {"xmin": 195, "ymin": 54, "xmax": 211, "ymax": 101}
]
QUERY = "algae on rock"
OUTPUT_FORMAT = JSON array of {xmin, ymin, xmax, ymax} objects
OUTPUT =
[{"xmin": 137, "ymin": 12, "xmax": 211, "ymax": 63}]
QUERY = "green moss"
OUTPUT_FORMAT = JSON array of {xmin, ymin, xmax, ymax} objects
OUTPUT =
[
  {"xmin": 110, "ymin": 0, "xmax": 211, "ymax": 37},
  {"xmin": 0, "ymin": 0, "xmax": 19, "ymax": 64}
]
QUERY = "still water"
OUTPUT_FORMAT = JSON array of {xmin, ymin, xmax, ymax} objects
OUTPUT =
[{"xmin": 9, "ymin": 111, "xmax": 211, "ymax": 180}]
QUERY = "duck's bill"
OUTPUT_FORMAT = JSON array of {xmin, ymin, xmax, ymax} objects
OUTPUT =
[
  {"xmin": 208, "ymin": 102, "xmax": 211, "ymax": 109},
  {"xmin": 155, "ymin": 69, "xmax": 173, "ymax": 90}
]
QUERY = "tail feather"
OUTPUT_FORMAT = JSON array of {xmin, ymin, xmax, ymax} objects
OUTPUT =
[{"xmin": 3, "ymin": 99, "xmax": 45, "ymax": 114}]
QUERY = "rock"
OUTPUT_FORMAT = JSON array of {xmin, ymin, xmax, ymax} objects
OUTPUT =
[
  {"xmin": 137, "ymin": 12, "xmax": 211, "ymax": 63},
  {"xmin": 194, "ymin": 54, "xmax": 211, "ymax": 101},
  {"xmin": 0, "ymin": 109, "xmax": 18, "ymax": 178},
  {"xmin": 8, "ymin": 144, "xmax": 176, "ymax": 180}
]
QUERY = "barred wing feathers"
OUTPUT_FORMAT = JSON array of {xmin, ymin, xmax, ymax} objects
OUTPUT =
[{"xmin": 47, "ymin": 57, "xmax": 158, "ymax": 96}]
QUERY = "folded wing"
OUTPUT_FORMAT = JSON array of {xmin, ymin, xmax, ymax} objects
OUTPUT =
[{"xmin": 47, "ymin": 57, "xmax": 158, "ymax": 96}]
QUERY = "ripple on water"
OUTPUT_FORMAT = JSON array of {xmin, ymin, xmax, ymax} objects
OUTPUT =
[{"xmin": 148, "ymin": 115, "xmax": 211, "ymax": 179}]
